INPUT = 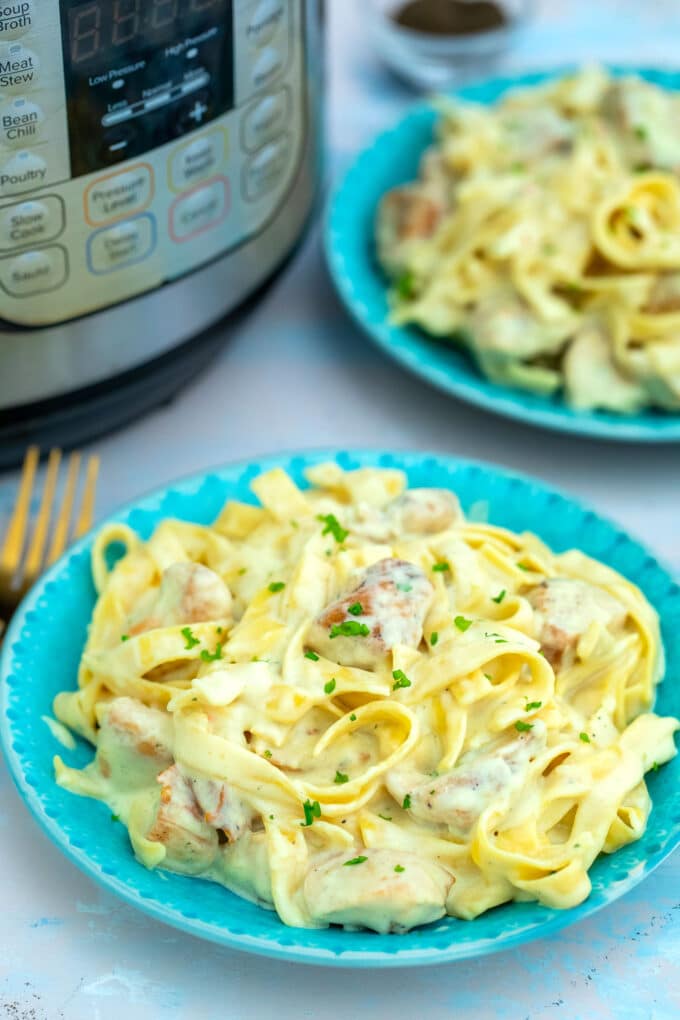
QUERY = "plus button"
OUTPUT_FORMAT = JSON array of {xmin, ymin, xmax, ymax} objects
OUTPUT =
[{"xmin": 188, "ymin": 100, "xmax": 208, "ymax": 124}]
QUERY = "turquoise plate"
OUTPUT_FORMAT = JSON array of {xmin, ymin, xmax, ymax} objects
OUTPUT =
[
  {"xmin": 325, "ymin": 68, "xmax": 680, "ymax": 442},
  {"xmin": 1, "ymin": 450, "xmax": 679, "ymax": 966}
]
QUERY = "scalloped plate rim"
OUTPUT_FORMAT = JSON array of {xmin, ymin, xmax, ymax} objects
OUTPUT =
[{"xmin": 1, "ymin": 447, "xmax": 679, "ymax": 967}]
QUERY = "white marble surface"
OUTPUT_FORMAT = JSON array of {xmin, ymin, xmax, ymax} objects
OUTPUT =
[{"xmin": 2, "ymin": 2, "xmax": 680, "ymax": 1018}]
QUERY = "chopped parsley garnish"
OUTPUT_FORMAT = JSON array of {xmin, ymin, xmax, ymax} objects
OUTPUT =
[
  {"xmin": 329, "ymin": 621, "xmax": 370, "ymax": 639},
  {"xmin": 181, "ymin": 626, "xmax": 200, "ymax": 650},
  {"xmin": 264, "ymin": 750, "xmax": 273, "ymax": 759},
  {"xmin": 111, "ymin": 813, "xmax": 120, "ymax": 822},
  {"xmin": 392, "ymin": 669, "xmax": 411, "ymax": 690},
  {"xmin": 378, "ymin": 813, "xmax": 393, "ymax": 822},
  {"xmin": 484, "ymin": 673, "xmax": 493, "ymax": 681},
  {"xmin": 454, "ymin": 615, "xmax": 472, "ymax": 632},
  {"xmin": 525, "ymin": 700, "xmax": 542, "ymax": 711},
  {"xmin": 200, "ymin": 644, "xmax": 223, "ymax": 662},
  {"xmin": 237, "ymin": 567, "xmax": 247, "ymax": 575},
  {"xmin": 343, "ymin": 856, "xmax": 368, "ymax": 867},
  {"xmin": 510, "ymin": 161, "xmax": 526, "ymax": 173},
  {"xmin": 268, "ymin": 581, "xmax": 285, "ymax": 593},
  {"xmin": 216, "ymin": 626, "xmax": 223, "ymax": 635},
  {"xmin": 432, "ymin": 561, "xmax": 450, "ymax": 573},
  {"xmin": 324, "ymin": 678, "xmax": 337, "ymax": 695},
  {"xmin": 633, "ymin": 124, "xmax": 648, "ymax": 140},
  {"xmin": 348, "ymin": 602, "xmax": 363, "ymax": 616},
  {"xmin": 516, "ymin": 561, "xmax": 530, "ymax": 571},
  {"xmin": 394, "ymin": 864, "xmax": 405, "ymax": 873},
  {"xmin": 515, "ymin": 720, "xmax": 534, "ymax": 732},
  {"xmin": 652, "ymin": 761, "xmax": 659, "ymax": 772},
  {"xmin": 334, "ymin": 770, "xmax": 349, "ymax": 784},
  {"xmin": 349, "ymin": 713, "xmax": 357, "ymax": 722},
  {"xmin": 579, "ymin": 732, "xmax": 591, "ymax": 743},
  {"xmin": 304, "ymin": 650, "xmax": 320, "ymax": 661},
  {"xmin": 120, "ymin": 634, "xmax": 130, "ymax": 642},
  {"xmin": 495, "ymin": 638, "xmax": 508, "ymax": 644},
  {"xmin": 492, "ymin": 589, "xmax": 506, "ymax": 604},
  {"xmin": 396, "ymin": 269, "xmax": 416, "ymax": 300},
  {"xmin": 402, "ymin": 794, "xmax": 412, "ymax": 810},
  {"xmin": 300, "ymin": 799, "xmax": 321, "ymax": 827},
  {"xmin": 397, "ymin": 582, "xmax": 413, "ymax": 593},
  {"xmin": 430, "ymin": 632, "xmax": 439, "ymax": 646},
  {"xmin": 317, "ymin": 513, "xmax": 348, "ymax": 544}
]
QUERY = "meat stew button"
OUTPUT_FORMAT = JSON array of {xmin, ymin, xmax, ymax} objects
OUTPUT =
[{"xmin": 0, "ymin": 42, "xmax": 40, "ymax": 94}]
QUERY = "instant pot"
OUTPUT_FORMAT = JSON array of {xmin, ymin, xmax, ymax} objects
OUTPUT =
[{"xmin": 0, "ymin": 0, "xmax": 324, "ymax": 465}]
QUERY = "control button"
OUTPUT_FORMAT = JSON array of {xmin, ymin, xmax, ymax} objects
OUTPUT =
[
  {"xmin": 243, "ymin": 135, "xmax": 291, "ymax": 201},
  {"xmin": 251, "ymin": 46, "xmax": 284, "ymax": 91},
  {"xmin": 85, "ymin": 163, "xmax": 154, "ymax": 226},
  {"xmin": 0, "ymin": 95, "xmax": 44, "ymax": 146},
  {"xmin": 0, "ymin": 244, "xmax": 67, "ymax": 297},
  {"xmin": 247, "ymin": 0, "xmax": 286, "ymax": 48},
  {"xmin": 0, "ymin": 194, "xmax": 64, "ymax": 251},
  {"xmin": 87, "ymin": 214, "xmax": 156, "ymax": 275},
  {"xmin": 175, "ymin": 89, "xmax": 213, "ymax": 136},
  {"xmin": 0, "ymin": 1, "xmax": 34, "ymax": 41},
  {"xmin": 242, "ymin": 89, "xmax": 289, "ymax": 153},
  {"xmin": 169, "ymin": 128, "xmax": 227, "ymax": 191},
  {"xmin": 0, "ymin": 42, "xmax": 39, "ymax": 94},
  {"xmin": 169, "ymin": 176, "xmax": 229, "ymax": 243},
  {"xmin": 0, "ymin": 149, "xmax": 46, "ymax": 198}
]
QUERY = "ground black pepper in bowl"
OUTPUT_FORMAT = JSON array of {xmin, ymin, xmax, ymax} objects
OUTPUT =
[{"xmin": 393, "ymin": 0, "xmax": 507, "ymax": 37}]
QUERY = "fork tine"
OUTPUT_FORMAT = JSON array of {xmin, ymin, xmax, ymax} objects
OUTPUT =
[
  {"xmin": 0, "ymin": 445, "xmax": 39, "ymax": 576},
  {"xmin": 47, "ymin": 451, "xmax": 81, "ymax": 567},
  {"xmin": 24, "ymin": 447, "xmax": 62, "ymax": 581},
  {"xmin": 73, "ymin": 455, "xmax": 100, "ymax": 539}
]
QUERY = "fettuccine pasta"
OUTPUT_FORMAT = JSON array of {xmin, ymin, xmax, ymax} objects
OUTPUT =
[
  {"xmin": 376, "ymin": 67, "xmax": 680, "ymax": 414},
  {"xmin": 52, "ymin": 465, "xmax": 678, "ymax": 933}
]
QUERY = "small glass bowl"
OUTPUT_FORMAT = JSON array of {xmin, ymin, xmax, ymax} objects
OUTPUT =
[{"xmin": 368, "ymin": 0, "xmax": 536, "ymax": 91}]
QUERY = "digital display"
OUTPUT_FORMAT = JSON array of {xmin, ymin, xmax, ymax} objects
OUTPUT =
[{"xmin": 60, "ymin": 0, "xmax": 234, "ymax": 177}]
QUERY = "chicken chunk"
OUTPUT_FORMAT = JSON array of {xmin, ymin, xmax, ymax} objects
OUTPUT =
[
  {"xmin": 145, "ymin": 764, "xmax": 219, "ymax": 875},
  {"xmin": 303, "ymin": 849, "xmax": 452, "ymax": 933},
  {"xmin": 601, "ymin": 78, "xmax": 680, "ymax": 171},
  {"xmin": 528, "ymin": 578, "xmax": 627, "ymax": 667},
  {"xmin": 353, "ymin": 488, "xmax": 462, "ymax": 542},
  {"xmin": 387, "ymin": 722, "xmax": 546, "ymax": 837},
  {"xmin": 130, "ymin": 562, "xmax": 232, "ymax": 635},
  {"xmin": 307, "ymin": 558, "xmax": 434, "ymax": 669},
  {"xmin": 183, "ymin": 771, "xmax": 254, "ymax": 843},
  {"xmin": 644, "ymin": 271, "xmax": 680, "ymax": 314},
  {"xmin": 376, "ymin": 185, "xmax": 443, "ymax": 276},
  {"xmin": 96, "ymin": 697, "xmax": 173, "ymax": 787}
]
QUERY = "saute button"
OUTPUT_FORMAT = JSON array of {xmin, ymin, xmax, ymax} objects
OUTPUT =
[
  {"xmin": 242, "ymin": 89, "xmax": 288, "ymax": 152},
  {"xmin": 87, "ymin": 214, "xmax": 156, "ymax": 274},
  {"xmin": 0, "ymin": 95, "xmax": 43, "ymax": 146},
  {"xmin": 85, "ymin": 164, "xmax": 153, "ymax": 225},
  {"xmin": 243, "ymin": 135, "xmax": 291, "ymax": 201},
  {"xmin": 251, "ymin": 46, "xmax": 284, "ymax": 91},
  {"xmin": 0, "ymin": 244, "xmax": 67, "ymax": 296},
  {"xmin": 0, "ymin": 1, "xmax": 34, "ymax": 41},
  {"xmin": 169, "ymin": 129, "xmax": 227, "ymax": 191},
  {"xmin": 0, "ymin": 149, "xmax": 46, "ymax": 197},
  {"xmin": 0, "ymin": 42, "xmax": 40, "ymax": 94},
  {"xmin": 170, "ymin": 177, "xmax": 229, "ymax": 242},
  {"xmin": 247, "ymin": 0, "xmax": 286, "ymax": 48},
  {"xmin": 0, "ymin": 194, "xmax": 63, "ymax": 250}
]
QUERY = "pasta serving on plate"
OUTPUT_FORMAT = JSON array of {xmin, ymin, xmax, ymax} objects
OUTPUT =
[
  {"xmin": 53, "ymin": 465, "xmax": 678, "ymax": 933},
  {"xmin": 376, "ymin": 67, "xmax": 680, "ymax": 414}
]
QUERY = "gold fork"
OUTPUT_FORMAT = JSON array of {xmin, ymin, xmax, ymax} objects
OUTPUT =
[{"xmin": 0, "ymin": 447, "xmax": 99, "ymax": 626}]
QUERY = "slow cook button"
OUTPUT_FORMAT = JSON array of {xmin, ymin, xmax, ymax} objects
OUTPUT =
[
  {"xmin": 246, "ymin": 0, "xmax": 286, "ymax": 48},
  {"xmin": 0, "ymin": 148, "xmax": 46, "ymax": 197},
  {"xmin": 0, "ymin": 1, "xmax": 34, "ymax": 41},
  {"xmin": 87, "ymin": 214, "xmax": 156, "ymax": 275},
  {"xmin": 243, "ymin": 135, "xmax": 291, "ymax": 201},
  {"xmin": 0, "ymin": 244, "xmax": 67, "ymax": 296},
  {"xmin": 169, "ymin": 129, "xmax": 227, "ymax": 191},
  {"xmin": 0, "ymin": 95, "xmax": 43, "ymax": 146},
  {"xmin": 242, "ymin": 89, "xmax": 288, "ymax": 152},
  {"xmin": 251, "ymin": 46, "xmax": 284, "ymax": 91},
  {"xmin": 85, "ymin": 164, "xmax": 154, "ymax": 226},
  {"xmin": 0, "ymin": 42, "xmax": 40, "ymax": 94},
  {"xmin": 0, "ymin": 194, "xmax": 64, "ymax": 250},
  {"xmin": 170, "ymin": 177, "xmax": 229, "ymax": 242}
]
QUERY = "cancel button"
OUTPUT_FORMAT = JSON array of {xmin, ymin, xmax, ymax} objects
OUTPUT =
[{"xmin": 170, "ymin": 177, "xmax": 229, "ymax": 242}]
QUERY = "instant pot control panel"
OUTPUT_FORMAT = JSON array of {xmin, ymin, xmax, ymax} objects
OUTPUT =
[{"xmin": 0, "ymin": 0, "xmax": 306, "ymax": 326}]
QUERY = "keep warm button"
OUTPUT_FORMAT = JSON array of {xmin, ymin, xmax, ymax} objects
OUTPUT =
[
  {"xmin": 170, "ymin": 176, "xmax": 229, "ymax": 243},
  {"xmin": 0, "ymin": 244, "xmax": 67, "ymax": 296}
]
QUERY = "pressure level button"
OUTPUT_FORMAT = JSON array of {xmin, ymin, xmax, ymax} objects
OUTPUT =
[{"xmin": 0, "ymin": 42, "xmax": 39, "ymax": 94}]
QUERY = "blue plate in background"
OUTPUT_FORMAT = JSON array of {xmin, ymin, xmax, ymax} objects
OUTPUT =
[
  {"xmin": 1, "ymin": 449, "xmax": 679, "ymax": 966},
  {"xmin": 325, "ymin": 68, "xmax": 680, "ymax": 443}
]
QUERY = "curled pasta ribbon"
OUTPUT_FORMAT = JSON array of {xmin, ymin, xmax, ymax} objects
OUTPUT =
[
  {"xmin": 91, "ymin": 523, "xmax": 142, "ymax": 595},
  {"xmin": 593, "ymin": 174, "xmax": 680, "ymax": 269},
  {"xmin": 299, "ymin": 702, "xmax": 420, "ymax": 815}
]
